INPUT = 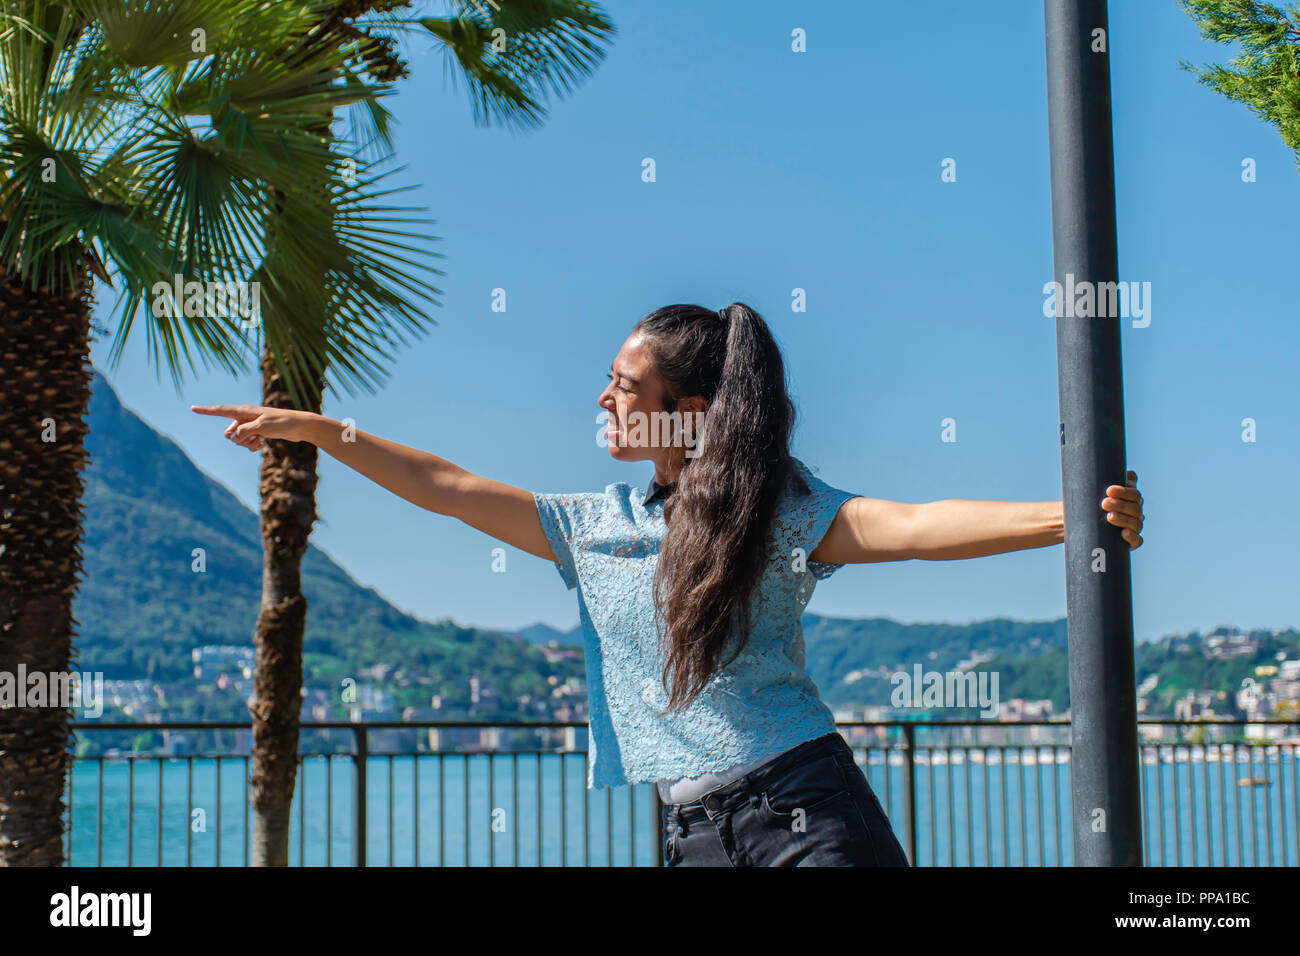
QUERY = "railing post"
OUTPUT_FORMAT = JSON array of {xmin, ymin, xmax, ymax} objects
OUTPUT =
[
  {"xmin": 355, "ymin": 725, "xmax": 368, "ymax": 868},
  {"xmin": 903, "ymin": 723, "xmax": 918, "ymax": 866},
  {"xmin": 651, "ymin": 783, "xmax": 664, "ymax": 867}
]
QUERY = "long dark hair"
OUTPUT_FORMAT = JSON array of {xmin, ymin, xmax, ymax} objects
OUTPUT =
[{"xmin": 635, "ymin": 302, "xmax": 808, "ymax": 714}]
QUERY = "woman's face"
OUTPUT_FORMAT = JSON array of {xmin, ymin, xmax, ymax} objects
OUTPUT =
[{"xmin": 598, "ymin": 332, "xmax": 704, "ymax": 478}]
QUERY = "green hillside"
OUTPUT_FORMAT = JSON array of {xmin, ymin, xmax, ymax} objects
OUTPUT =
[
  {"xmin": 73, "ymin": 369, "xmax": 1297, "ymax": 730},
  {"xmin": 801, "ymin": 615, "xmax": 1299, "ymax": 717},
  {"xmin": 76, "ymin": 369, "xmax": 583, "ymax": 722}
]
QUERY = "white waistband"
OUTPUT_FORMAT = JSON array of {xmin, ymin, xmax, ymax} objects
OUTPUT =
[{"xmin": 656, "ymin": 749, "xmax": 786, "ymax": 804}]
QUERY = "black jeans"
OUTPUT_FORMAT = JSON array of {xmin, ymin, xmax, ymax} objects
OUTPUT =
[{"xmin": 661, "ymin": 732, "xmax": 910, "ymax": 867}]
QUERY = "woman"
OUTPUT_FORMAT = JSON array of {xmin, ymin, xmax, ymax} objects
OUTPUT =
[{"xmin": 193, "ymin": 301, "xmax": 1145, "ymax": 867}]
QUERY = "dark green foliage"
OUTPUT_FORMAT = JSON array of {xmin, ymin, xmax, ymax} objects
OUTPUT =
[{"xmin": 802, "ymin": 616, "xmax": 1068, "ymax": 706}]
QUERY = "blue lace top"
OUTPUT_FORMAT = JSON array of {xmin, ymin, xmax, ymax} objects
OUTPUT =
[{"xmin": 533, "ymin": 458, "xmax": 859, "ymax": 789}]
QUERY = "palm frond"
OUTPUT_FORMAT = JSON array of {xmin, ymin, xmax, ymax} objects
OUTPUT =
[
  {"xmin": 252, "ymin": 154, "xmax": 445, "ymax": 403},
  {"xmin": 415, "ymin": 0, "xmax": 615, "ymax": 131},
  {"xmin": 1, "ymin": 0, "xmax": 568, "ymax": 407},
  {"xmin": 67, "ymin": 0, "xmax": 233, "ymax": 69}
]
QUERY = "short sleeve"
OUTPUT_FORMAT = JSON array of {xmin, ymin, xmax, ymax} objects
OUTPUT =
[
  {"xmin": 533, "ymin": 492, "xmax": 582, "ymax": 589},
  {"xmin": 781, "ymin": 459, "xmax": 859, "ymax": 581}
]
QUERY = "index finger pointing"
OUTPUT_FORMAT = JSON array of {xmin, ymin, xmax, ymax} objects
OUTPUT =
[{"xmin": 191, "ymin": 404, "xmax": 249, "ymax": 419}]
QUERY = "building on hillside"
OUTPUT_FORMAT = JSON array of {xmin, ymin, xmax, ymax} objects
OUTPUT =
[
  {"xmin": 1174, "ymin": 690, "xmax": 1221, "ymax": 721},
  {"xmin": 192, "ymin": 645, "xmax": 254, "ymax": 681}
]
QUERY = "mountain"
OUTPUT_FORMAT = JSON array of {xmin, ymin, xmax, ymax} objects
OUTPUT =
[
  {"xmin": 512, "ymin": 610, "xmax": 1299, "ymax": 718},
  {"xmin": 72, "ymin": 367, "xmax": 1296, "ymax": 725},
  {"xmin": 798, "ymin": 615, "xmax": 1297, "ymax": 715},
  {"xmin": 507, "ymin": 613, "xmax": 1077, "ymax": 705},
  {"xmin": 800, "ymin": 614, "xmax": 1067, "ymax": 707},
  {"xmin": 512, "ymin": 622, "xmax": 582, "ymax": 645},
  {"xmin": 74, "ymin": 368, "xmax": 583, "ymax": 720}
]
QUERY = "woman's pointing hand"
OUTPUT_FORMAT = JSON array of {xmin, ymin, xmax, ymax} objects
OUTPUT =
[{"xmin": 190, "ymin": 404, "xmax": 316, "ymax": 452}]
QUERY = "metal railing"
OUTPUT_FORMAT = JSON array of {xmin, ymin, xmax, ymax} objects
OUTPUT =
[{"xmin": 60, "ymin": 719, "xmax": 1300, "ymax": 866}]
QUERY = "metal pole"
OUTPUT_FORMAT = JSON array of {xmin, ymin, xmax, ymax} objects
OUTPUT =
[{"xmin": 1043, "ymin": 0, "xmax": 1142, "ymax": 866}]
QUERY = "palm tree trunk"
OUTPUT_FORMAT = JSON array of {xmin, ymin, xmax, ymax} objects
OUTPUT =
[
  {"xmin": 0, "ymin": 257, "xmax": 92, "ymax": 866},
  {"xmin": 249, "ymin": 342, "xmax": 323, "ymax": 866}
]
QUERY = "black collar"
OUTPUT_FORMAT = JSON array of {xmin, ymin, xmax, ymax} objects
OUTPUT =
[{"xmin": 644, "ymin": 477, "xmax": 674, "ymax": 506}]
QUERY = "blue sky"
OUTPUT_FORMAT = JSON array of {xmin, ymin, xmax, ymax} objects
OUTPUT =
[{"xmin": 92, "ymin": 0, "xmax": 1300, "ymax": 641}]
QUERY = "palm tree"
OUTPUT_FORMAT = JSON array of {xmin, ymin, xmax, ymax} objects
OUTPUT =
[
  {"xmin": 228, "ymin": 0, "xmax": 616, "ymax": 865},
  {"xmin": 0, "ymin": 0, "xmax": 438, "ymax": 865},
  {"xmin": 1, "ymin": 0, "xmax": 615, "ymax": 866}
]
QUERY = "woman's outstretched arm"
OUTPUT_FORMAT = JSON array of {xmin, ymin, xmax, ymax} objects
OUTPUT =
[
  {"xmin": 191, "ymin": 404, "xmax": 556, "ymax": 562},
  {"xmin": 810, "ymin": 472, "xmax": 1143, "ymax": 564}
]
